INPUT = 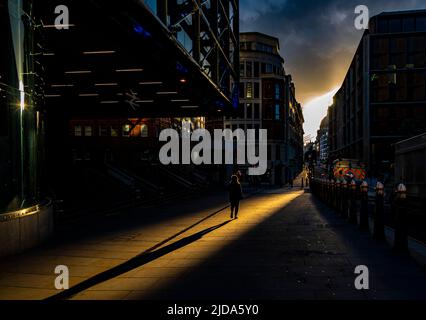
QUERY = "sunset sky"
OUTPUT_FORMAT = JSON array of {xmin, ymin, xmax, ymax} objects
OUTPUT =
[{"xmin": 239, "ymin": 0, "xmax": 426, "ymax": 139}]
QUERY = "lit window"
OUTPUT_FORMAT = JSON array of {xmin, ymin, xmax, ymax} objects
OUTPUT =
[
  {"xmin": 99, "ymin": 126, "xmax": 108, "ymax": 136},
  {"xmin": 275, "ymin": 84, "xmax": 280, "ymax": 99},
  {"xmin": 141, "ymin": 124, "xmax": 149, "ymax": 137},
  {"xmin": 84, "ymin": 126, "xmax": 92, "ymax": 136},
  {"xmin": 74, "ymin": 125, "xmax": 82, "ymax": 136},
  {"xmin": 275, "ymin": 104, "xmax": 280, "ymax": 120},
  {"xmin": 246, "ymin": 82, "xmax": 253, "ymax": 98},
  {"xmin": 246, "ymin": 103, "xmax": 252, "ymax": 119},
  {"xmin": 122, "ymin": 124, "xmax": 131, "ymax": 137},
  {"xmin": 111, "ymin": 127, "xmax": 119, "ymax": 137}
]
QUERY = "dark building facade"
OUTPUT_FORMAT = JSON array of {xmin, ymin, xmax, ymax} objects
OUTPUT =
[
  {"xmin": 328, "ymin": 10, "xmax": 426, "ymax": 178},
  {"xmin": 223, "ymin": 32, "xmax": 304, "ymax": 184}
]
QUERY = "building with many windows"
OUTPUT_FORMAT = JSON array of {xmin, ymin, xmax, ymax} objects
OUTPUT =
[
  {"xmin": 316, "ymin": 116, "xmax": 329, "ymax": 163},
  {"xmin": 223, "ymin": 32, "xmax": 304, "ymax": 185},
  {"xmin": 328, "ymin": 9, "xmax": 426, "ymax": 179}
]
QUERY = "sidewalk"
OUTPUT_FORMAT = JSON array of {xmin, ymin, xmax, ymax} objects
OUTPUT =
[{"xmin": 1, "ymin": 189, "xmax": 426, "ymax": 300}]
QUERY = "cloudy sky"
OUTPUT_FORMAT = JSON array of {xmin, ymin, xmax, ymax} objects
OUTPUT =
[{"xmin": 239, "ymin": 0, "xmax": 426, "ymax": 139}]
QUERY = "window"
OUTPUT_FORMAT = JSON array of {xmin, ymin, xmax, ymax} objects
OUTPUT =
[
  {"xmin": 275, "ymin": 84, "xmax": 280, "ymax": 99},
  {"xmin": 275, "ymin": 104, "xmax": 281, "ymax": 120},
  {"xmin": 254, "ymin": 103, "xmax": 260, "ymax": 119},
  {"xmin": 246, "ymin": 61, "xmax": 252, "ymax": 78},
  {"xmin": 99, "ymin": 126, "xmax": 108, "ymax": 137},
  {"xmin": 416, "ymin": 17, "xmax": 426, "ymax": 32},
  {"xmin": 254, "ymin": 82, "xmax": 260, "ymax": 99},
  {"xmin": 246, "ymin": 82, "xmax": 253, "ymax": 98},
  {"xmin": 246, "ymin": 103, "xmax": 252, "ymax": 119},
  {"xmin": 403, "ymin": 18, "xmax": 415, "ymax": 32},
  {"xmin": 239, "ymin": 82, "xmax": 244, "ymax": 99},
  {"xmin": 276, "ymin": 145, "xmax": 281, "ymax": 161},
  {"xmin": 140, "ymin": 124, "xmax": 149, "ymax": 137},
  {"xmin": 111, "ymin": 126, "xmax": 119, "ymax": 137},
  {"xmin": 84, "ymin": 126, "xmax": 92, "ymax": 137},
  {"xmin": 254, "ymin": 62, "xmax": 259, "ymax": 78},
  {"xmin": 240, "ymin": 63, "xmax": 244, "ymax": 77},
  {"xmin": 74, "ymin": 125, "xmax": 82, "ymax": 136},
  {"xmin": 122, "ymin": 124, "xmax": 131, "ymax": 137},
  {"xmin": 266, "ymin": 64, "xmax": 273, "ymax": 73},
  {"xmin": 389, "ymin": 18, "xmax": 402, "ymax": 33},
  {"xmin": 378, "ymin": 19, "xmax": 388, "ymax": 33}
]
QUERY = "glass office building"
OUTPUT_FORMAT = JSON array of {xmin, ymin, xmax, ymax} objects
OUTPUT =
[{"xmin": 0, "ymin": 0, "xmax": 45, "ymax": 214}]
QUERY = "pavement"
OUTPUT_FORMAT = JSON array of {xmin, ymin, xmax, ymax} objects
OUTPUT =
[{"xmin": 1, "ymin": 181, "xmax": 426, "ymax": 300}]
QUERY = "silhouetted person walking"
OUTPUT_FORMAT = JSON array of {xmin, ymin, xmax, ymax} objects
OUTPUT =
[{"xmin": 228, "ymin": 175, "xmax": 243, "ymax": 219}]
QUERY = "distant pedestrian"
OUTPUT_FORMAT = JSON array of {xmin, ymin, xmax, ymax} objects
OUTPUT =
[
  {"xmin": 228, "ymin": 175, "xmax": 243, "ymax": 219},
  {"xmin": 289, "ymin": 176, "xmax": 294, "ymax": 189}
]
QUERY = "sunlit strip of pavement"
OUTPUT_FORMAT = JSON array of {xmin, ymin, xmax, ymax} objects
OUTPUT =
[
  {"xmin": 0, "ymin": 192, "xmax": 232, "ymax": 300},
  {"xmin": 0, "ymin": 188, "xmax": 298, "ymax": 300},
  {"xmin": 66, "ymin": 191, "xmax": 304, "ymax": 300}
]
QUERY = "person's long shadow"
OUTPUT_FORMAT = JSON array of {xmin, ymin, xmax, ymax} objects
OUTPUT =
[{"xmin": 46, "ymin": 220, "xmax": 231, "ymax": 300}]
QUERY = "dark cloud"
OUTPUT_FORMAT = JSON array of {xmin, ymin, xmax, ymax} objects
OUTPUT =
[{"xmin": 240, "ymin": 0, "xmax": 426, "ymax": 104}]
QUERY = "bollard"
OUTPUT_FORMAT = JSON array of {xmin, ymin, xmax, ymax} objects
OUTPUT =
[
  {"xmin": 332, "ymin": 180, "xmax": 337, "ymax": 209},
  {"xmin": 322, "ymin": 179, "xmax": 326, "ymax": 200},
  {"xmin": 336, "ymin": 181, "xmax": 341, "ymax": 213},
  {"xmin": 393, "ymin": 183, "xmax": 409, "ymax": 253},
  {"xmin": 341, "ymin": 180, "xmax": 348, "ymax": 217},
  {"xmin": 348, "ymin": 180, "xmax": 358, "ymax": 224},
  {"xmin": 327, "ymin": 180, "xmax": 332, "ymax": 205},
  {"xmin": 359, "ymin": 180, "xmax": 369, "ymax": 231},
  {"xmin": 374, "ymin": 182, "xmax": 385, "ymax": 240}
]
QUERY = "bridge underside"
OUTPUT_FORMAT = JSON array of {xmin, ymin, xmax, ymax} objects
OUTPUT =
[{"xmin": 35, "ymin": 0, "xmax": 232, "ymax": 118}]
